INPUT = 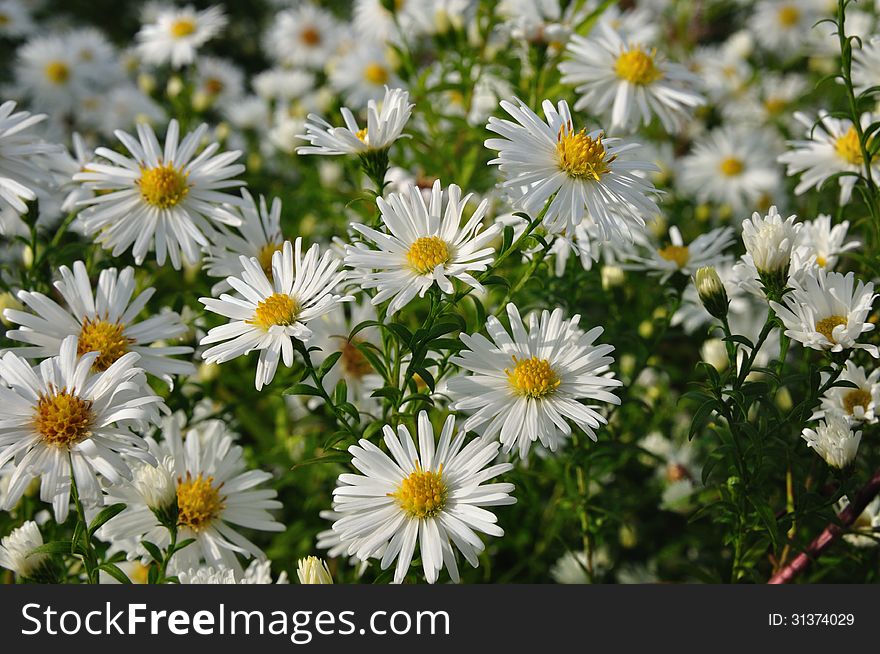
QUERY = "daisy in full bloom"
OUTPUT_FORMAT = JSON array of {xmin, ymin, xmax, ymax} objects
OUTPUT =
[
  {"xmin": 353, "ymin": 0, "xmax": 434, "ymax": 45},
  {"xmin": 99, "ymin": 415, "xmax": 284, "ymax": 574},
  {"xmin": 814, "ymin": 361, "xmax": 880, "ymax": 424},
  {"xmin": 331, "ymin": 411, "xmax": 516, "ymax": 584},
  {"xmin": 136, "ymin": 4, "xmax": 227, "ymax": 69},
  {"xmin": 264, "ymin": 4, "xmax": 341, "ymax": 69},
  {"xmin": 778, "ymin": 112, "xmax": 879, "ymax": 206},
  {"xmin": 796, "ymin": 214, "xmax": 860, "ymax": 270},
  {"xmin": 802, "ymin": 410, "xmax": 861, "ymax": 469},
  {"xmin": 497, "ymin": 0, "xmax": 588, "ymax": 45},
  {"xmin": 559, "ymin": 23, "xmax": 704, "ymax": 133},
  {"xmin": 622, "ymin": 225, "xmax": 735, "ymax": 282},
  {"xmin": 0, "ymin": 101, "xmax": 58, "ymax": 215},
  {"xmin": 447, "ymin": 303, "xmax": 622, "ymax": 458},
  {"xmin": 14, "ymin": 34, "xmax": 91, "ymax": 114},
  {"xmin": 344, "ymin": 179, "xmax": 499, "ymax": 316},
  {"xmin": 205, "ymin": 189, "xmax": 285, "ymax": 293},
  {"xmin": 769, "ymin": 268, "xmax": 878, "ymax": 357},
  {"xmin": 329, "ymin": 42, "xmax": 403, "ymax": 108},
  {"xmin": 679, "ymin": 126, "xmax": 781, "ymax": 215},
  {"xmin": 835, "ymin": 496, "xmax": 880, "ymax": 548},
  {"xmin": 73, "ymin": 120, "xmax": 246, "ymax": 269},
  {"xmin": 4, "ymin": 260, "xmax": 194, "ymax": 386},
  {"xmin": 0, "ymin": 0, "xmax": 35, "ymax": 39},
  {"xmin": 485, "ymin": 98, "xmax": 659, "ymax": 238},
  {"xmin": 178, "ymin": 560, "xmax": 288, "ymax": 584},
  {"xmin": 0, "ymin": 336, "xmax": 163, "ymax": 522},
  {"xmin": 853, "ymin": 36, "xmax": 880, "ymax": 96},
  {"xmin": 297, "ymin": 86, "xmax": 413, "ymax": 156},
  {"xmin": 200, "ymin": 238, "xmax": 352, "ymax": 390},
  {"xmin": 748, "ymin": 0, "xmax": 824, "ymax": 56},
  {"xmin": 193, "ymin": 57, "xmax": 244, "ymax": 109}
]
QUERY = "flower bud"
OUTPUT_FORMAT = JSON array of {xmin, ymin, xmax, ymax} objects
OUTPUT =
[
  {"xmin": 133, "ymin": 459, "xmax": 177, "ymax": 526},
  {"xmin": 297, "ymin": 556, "xmax": 333, "ymax": 584},
  {"xmin": 0, "ymin": 521, "xmax": 53, "ymax": 581},
  {"xmin": 741, "ymin": 206, "xmax": 800, "ymax": 300},
  {"xmin": 694, "ymin": 266, "xmax": 729, "ymax": 320}
]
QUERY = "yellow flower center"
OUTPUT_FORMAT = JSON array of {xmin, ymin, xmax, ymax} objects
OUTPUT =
[
  {"xmin": 138, "ymin": 164, "xmax": 190, "ymax": 209},
  {"xmin": 614, "ymin": 47, "xmax": 663, "ymax": 85},
  {"xmin": 777, "ymin": 5, "xmax": 800, "ymax": 27},
  {"xmin": 78, "ymin": 318, "xmax": 132, "ymax": 372},
  {"xmin": 556, "ymin": 127, "xmax": 615, "ymax": 181},
  {"xmin": 204, "ymin": 78, "xmax": 224, "ymax": 95},
  {"xmin": 658, "ymin": 245, "xmax": 690, "ymax": 268},
  {"xmin": 0, "ymin": 14, "xmax": 9, "ymax": 26},
  {"xmin": 666, "ymin": 463, "xmax": 689, "ymax": 483},
  {"xmin": 176, "ymin": 473, "xmax": 225, "ymax": 533},
  {"xmin": 44, "ymin": 61, "xmax": 70, "ymax": 85},
  {"xmin": 364, "ymin": 62, "xmax": 389, "ymax": 85},
  {"xmin": 407, "ymin": 236, "xmax": 450, "ymax": 274},
  {"xmin": 763, "ymin": 97, "xmax": 786, "ymax": 115},
  {"xmin": 33, "ymin": 389, "xmax": 95, "ymax": 448},
  {"xmin": 719, "ymin": 157, "xmax": 744, "ymax": 177},
  {"xmin": 843, "ymin": 389, "xmax": 871, "ymax": 416},
  {"xmin": 170, "ymin": 18, "xmax": 196, "ymax": 38},
  {"xmin": 257, "ymin": 240, "xmax": 284, "ymax": 279},
  {"xmin": 506, "ymin": 355, "xmax": 560, "ymax": 399},
  {"xmin": 815, "ymin": 255, "xmax": 828, "ymax": 268},
  {"xmin": 835, "ymin": 127, "xmax": 863, "ymax": 166},
  {"xmin": 390, "ymin": 464, "xmax": 447, "ymax": 519},
  {"xmin": 301, "ymin": 26, "xmax": 322, "ymax": 45},
  {"xmin": 356, "ymin": 127, "xmax": 369, "ymax": 143},
  {"xmin": 340, "ymin": 339, "xmax": 372, "ymax": 379},
  {"xmin": 815, "ymin": 315, "xmax": 847, "ymax": 343},
  {"xmin": 248, "ymin": 293, "xmax": 300, "ymax": 330}
]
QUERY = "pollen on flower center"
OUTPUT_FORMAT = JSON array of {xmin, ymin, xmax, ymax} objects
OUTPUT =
[
  {"xmin": 835, "ymin": 127, "xmax": 863, "ymax": 166},
  {"xmin": 356, "ymin": 128, "xmax": 369, "ymax": 143},
  {"xmin": 614, "ymin": 47, "xmax": 663, "ymax": 85},
  {"xmin": 204, "ymin": 78, "xmax": 224, "ymax": 95},
  {"xmin": 340, "ymin": 339, "xmax": 372, "ymax": 379},
  {"xmin": 719, "ymin": 157, "xmax": 744, "ymax": 176},
  {"xmin": 658, "ymin": 245, "xmax": 690, "ymax": 268},
  {"xmin": 506, "ymin": 355, "xmax": 560, "ymax": 399},
  {"xmin": 764, "ymin": 97, "xmax": 786, "ymax": 115},
  {"xmin": 249, "ymin": 292, "xmax": 300, "ymax": 330},
  {"xmin": 138, "ymin": 164, "xmax": 190, "ymax": 209},
  {"xmin": 390, "ymin": 464, "xmax": 447, "ymax": 519},
  {"xmin": 257, "ymin": 240, "xmax": 284, "ymax": 279},
  {"xmin": 843, "ymin": 389, "xmax": 871, "ymax": 415},
  {"xmin": 556, "ymin": 127, "xmax": 615, "ymax": 181},
  {"xmin": 170, "ymin": 18, "xmax": 196, "ymax": 38},
  {"xmin": 407, "ymin": 236, "xmax": 450, "ymax": 274},
  {"xmin": 44, "ymin": 61, "xmax": 70, "ymax": 85},
  {"xmin": 78, "ymin": 318, "xmax": 132, "ymax": 371},
  {"xmin": 176, "ymin": 472, "xmax": 225, "ymax": 532},
  {"xmin": 777, "ymin": 5, "xmax": 800, "ymax": 27},
  {"xmin": 33, "ymin": 389, "xmax": 95, "ymax": 448},
  {"xmin": 364, "ymin": 63, "xmax": 389, "ymax": 85},
  {"xmin": 815, "ymin": 315, "xmax": 847, "ymax": 343},
  {"xmin": 301, "ymin": 26, "xmax": 322, "ymax": 45}
]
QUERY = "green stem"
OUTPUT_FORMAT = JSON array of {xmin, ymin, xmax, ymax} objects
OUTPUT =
[{"xmin": 68, "ymin": 454, "xmax": 98, "ymax": 584}]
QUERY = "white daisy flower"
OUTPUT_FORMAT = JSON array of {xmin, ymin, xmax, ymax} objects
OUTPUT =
[
  {"xmin": 193, "ymin": 56, "xmax": 244, "ymax": 108},
  {"xmin": 264, "ymin": 4, "xmax": 341, "ymax": 69},
  {"xmin": 748, "ymin": 0, "xmax": 824, "ymax": 56},
  {"xmin": 814, "ymin": 360, "xmax": 880, "ymax": 424},
  {"xmin": 720, "ymin": 73, "xmax": 806, "ymax": 127},
  {"xmin": 559, "ymin": 23, "xmax": 704, "ymax": 133},
  {"xmin": 692, "ymin": 37, "xmax": 752, "ymax": 104},
  {"xmin": 836, "ymin": 496, "xmax": 880, "ymax": 548},
  {"xmin": 297, "ymin": 86, "xmax": 413, "ymax": 156},
  {"xmin": 801, "ymin": 410, "xmax": 861, "ymax": 469},
  {"xmin": 136, "ymin": 4, "xmax": 227, "ymax": 69},
  {"xmin": 353, "ymin": 0, "xmax": 434, "ymax": 45},
  {"xmin": 344, "ymin": 179, "xmax": 499, "ymax": 315},
  {"xmin": 622, "ymin": 225, "xmax": 735, "ymax": 282},
  {"xmin": 73, "ymin": 120, "xmax": 246, "ymax": 269},
  {"xmin": 679, "ymin": 125, "xmax": 781, "ymax": 215},
  {"xmin": 0, "ymin": 521, "xmax": 50, "ymax": 580},
  {"xmin": 447, "ymin": 303, "xmax": 622, "ymax": 458},
  {"xmin": 329, "ymin": 42, "xmax": 403, "ymax": 108},
  {"xmin": 4, "ymin": 260, "xmax": 194, "ymax": 385},
  {"xmin": 0, "ymin": 100, "xmax": 58, "ymax": 215},
  {"xmin": 297, "ymin": 556, "xmax": 333, "ymax": 584},
  {"xmin": 316, "ymin": 508, "xmax": 375, "ymax": 576},
  {"xmin": 178, "ymin": 559, "xmax": 288, "ymax": 584},
  {"xmin": 853, "ymin": 35, "xmax": 880, "ymax": 96},
  {"xmin": 205, "ymin": 189, "xmax": 284, "ymax": 294},
  {"xmin": 740, "ymin": 206, "xmax": 800, "ymax": 277},
  {"xmin": 778, "ymin": 111, "xmax": 878, "ymax": 206},
  {"xmin": 0, "ymin": 335, "xmax": 163, "ymax": 522},
  {"xmin": 497, "ymin": 0, "xmax": 588, "ymax": 45},
  {"xmin": 14, "ymin": 34, "xmax": 91, "ymax": 115},
  {"xmin": 485, "ymin": 97, "xmax": 659, "ymax": 238},
  {"xmin": 99, "ymin": 415, "xmax": 284, "ymax": 575},
  {"xmin": 769, "ymin": 269, "xmax": 878, "ymax": 357},
  {"xmin": 331, "ymin": 411, "xmax": 516, "ymax": 584},
  {"xmin": 200, "ymin": 238, "xmax": 352, "ymax": 391},
  {"xmin": 0, "ymin": 0, "xmax": 35, "ymax": 39},
  {"xmin": 796, "ymin": 214, "xmax": 860, "ymax": 270}
]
